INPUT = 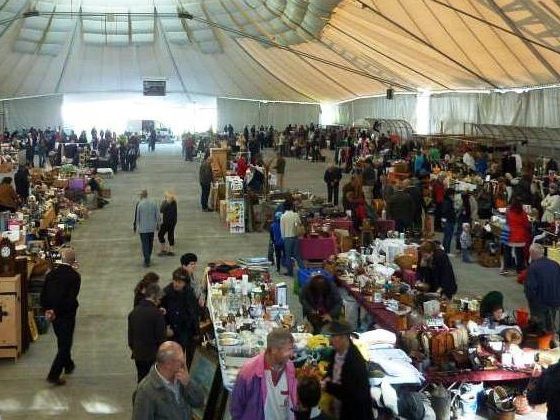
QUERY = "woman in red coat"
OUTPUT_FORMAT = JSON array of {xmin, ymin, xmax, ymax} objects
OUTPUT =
[{"xmin": 501, "ymin": 196, "xmax": 531, "ymax": 275}]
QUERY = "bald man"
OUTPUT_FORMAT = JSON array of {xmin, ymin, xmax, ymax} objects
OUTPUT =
[
  {"xmin": 40, "ymin": 248, "xmax": 81, "ymax": 385},
  {"xmin": 132, "ymin": 341, "xmax": 204, "ymax": 420}
]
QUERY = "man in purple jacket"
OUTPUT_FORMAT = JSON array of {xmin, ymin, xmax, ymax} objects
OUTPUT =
[{"xmin": 230, "ymin": 329, "xmax": 297, "ymax": 420}]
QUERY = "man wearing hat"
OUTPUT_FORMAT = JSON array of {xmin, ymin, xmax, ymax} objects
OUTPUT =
[{"xmin": 322, "ymin": 320, "xmax": 373, "ymax": 420}]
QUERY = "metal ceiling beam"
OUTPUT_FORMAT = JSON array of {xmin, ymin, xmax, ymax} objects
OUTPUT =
[
  {"xmin": 259, "ymin": 0, "xmax": 420, "ymax": 91},
  {"xmin": 327, "ymin": 23, "xmax": 450, "ymax": 90},
  {"xmin": 7, "ymin": 9, "xmax": 416, "ymax": 91},
  {"xmin": 155, "ymin": 9, "xmax": 192, "ymax": 101},
  {"xmin": 428, "ymin": 0, "xmax": 560, "ymax": 55},
  {"xmin": 486, "ymin": 0, "xmax": 560, "ymax": 79},
  {"xmin": 355, "ymin": 0, "xmax": 499, "ymax": 88},
  {"xmin": 229, "ymin": 0, "xmax": 359, "ymax": 97},
  {"xmin": 55, "ymin": 8, "xmax": 80, "ymax": 93}
]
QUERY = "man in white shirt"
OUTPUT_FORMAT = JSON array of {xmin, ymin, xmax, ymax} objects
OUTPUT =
[
  {"xmin": 231, "ymin": 329, "xmax": 297, "ymax": 420},
  {"xmin": 280, "ymin": 201, "xmax": 303, "ymax": 276}
]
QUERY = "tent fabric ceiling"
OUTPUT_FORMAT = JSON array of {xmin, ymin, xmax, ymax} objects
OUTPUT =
[{"xmin": 1, "ymin": 0, "xmax": 560, "ymax": 102}]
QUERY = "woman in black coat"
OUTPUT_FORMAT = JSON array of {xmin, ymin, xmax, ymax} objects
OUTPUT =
[
  {"xmin": 322, "ymin": 321, "xmax": 373, "ymax": 420},
  {"xmin": 417, "ymin": 241, "xmax": 458, "ymax": 299},
  {"xmin": 158, "ymin": 191, "xmax": 177, "ymax": 256},
  {"xmin": 160, "ymin": 269, "xmax": 200, "ymax": 367}
]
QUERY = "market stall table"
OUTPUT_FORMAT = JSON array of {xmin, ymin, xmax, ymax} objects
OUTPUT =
[
  {"xmin": 299, "ymin": 235, "xmax": 337, "ymax": 261},
  {"xmin": 339, "ymin": 281, "xmax": 400, "ymax": 332},
  {"xmin": 425, "ymin": 368, "xmax": 535, "ymax": 385}
]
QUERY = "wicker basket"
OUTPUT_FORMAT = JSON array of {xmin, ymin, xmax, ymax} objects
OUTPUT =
[
  {"xmin": 478, "ymin": 252, "xmax": 501, "ymax": 268},
  {"xmin": 394, "ymin": 254, "xmax": 416, "ymax": 270}
]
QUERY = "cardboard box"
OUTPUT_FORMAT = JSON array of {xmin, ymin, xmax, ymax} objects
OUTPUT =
[
  {"xmin": 334, "ymin": 228, "xmax": 353, "ymax": 252},
  {"xmin": 219, "ymin": 200, "xmax": 227, "ymax": 224}
]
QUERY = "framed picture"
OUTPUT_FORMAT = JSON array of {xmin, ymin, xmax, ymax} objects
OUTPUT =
[{"xmin": 190, "ymin": 347, "xmax": 223, "ymax": 420}]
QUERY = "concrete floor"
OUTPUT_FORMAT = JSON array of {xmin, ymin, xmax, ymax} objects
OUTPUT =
[{"xmin": 0, "ymin": 143, "xmax": 530, "ymax": 419}]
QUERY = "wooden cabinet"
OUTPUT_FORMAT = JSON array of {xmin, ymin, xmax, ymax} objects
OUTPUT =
[{"xmin": 0, "ymin": 275, "xmax": 21, "ymax": 360}]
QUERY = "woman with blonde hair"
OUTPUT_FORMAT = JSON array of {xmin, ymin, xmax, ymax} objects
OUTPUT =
[{"xmin": 158, "ymin": 191, "xmax": 177, "ymax": 256}]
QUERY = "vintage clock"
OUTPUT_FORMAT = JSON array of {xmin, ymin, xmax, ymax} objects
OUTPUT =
[{"xmin": 0, "ymin": 237, "xmax": 16, "ymax": 276}]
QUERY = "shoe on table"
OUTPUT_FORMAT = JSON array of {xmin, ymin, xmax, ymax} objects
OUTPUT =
[
  {"xmin": 157, "ymin": 251, "xmax": 167, "ymax": 257},
  {"xmin": 143, "ymin": 261, "xmax": 151, "ymax": 268},
  {"xmin": 47, "ymin": 377, "xmax": 66, "ymax": 386},
  {"xmin": 499, "ymin": 270, "xmax": 509, "ymax": 276},
  {"xmin": 166, "ymin": 251, "xmax": 175, "ymax": 256},
  {"xmin": 65, "ymin": 364, "xmax": 75, "ymax": 375}
]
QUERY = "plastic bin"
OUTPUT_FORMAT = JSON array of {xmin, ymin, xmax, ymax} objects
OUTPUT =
[{"xmin": 296, "ymin": 268, "xmax": 335, "ymax": 293}]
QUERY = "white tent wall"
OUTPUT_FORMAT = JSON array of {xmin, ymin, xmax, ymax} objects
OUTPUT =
[
  {"xmin": 477, "ymin": 88, "xmax": 560, "ymax": 128},
  {"xmin": 429, "ymin": 93, "xmax": 482, "ymax": 134},
  {"xmin": 335, "ymin": 95, "xmax": 417, "ymax": 128},
  {"xmin": 217, "ymin": 97, "xmax": 320, "ymax": 131},
  {"xmin": 2, "ymin": 95, "xmax": 63, "ymax": 130},
  {"xmin": 336, "ymin": 87, "xmax": 560, "ymax": 137}
]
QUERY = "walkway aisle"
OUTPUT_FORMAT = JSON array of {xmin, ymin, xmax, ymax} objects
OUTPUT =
[
  {"xmin": 0, "ymin": 143, "xmax": 274, "ymax": 419},
  {"xmin": 0, "ymin": 144, "xmax": 528, "ymax": 419}
]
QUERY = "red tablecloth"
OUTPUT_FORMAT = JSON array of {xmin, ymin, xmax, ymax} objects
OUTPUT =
[
  {"xmin": 425, "ymin": 369, "xmax": 535, "ymax": 385},
  {"xmin": 340, "ymin": 281, "xmax": 398, "ymax": 332},
  {"xmin": 308, "ymin": 217, "xmax": 354, "ymax": 233},
  {"xmin": 299, "ymin": 236, "xmax": 337, "ymax": 261}
]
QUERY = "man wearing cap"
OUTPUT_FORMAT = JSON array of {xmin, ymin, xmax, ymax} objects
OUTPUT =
[
  {"xmin": 230, "ymin": 329, "xmax": 297, "ymax": 420},
  {"xmin": 322, "ymin": 320, "xmax": 373, "ymax": 420},
  {"xmin": 133, "ymin": 189, "xmax": 160, "ymax": 267}
]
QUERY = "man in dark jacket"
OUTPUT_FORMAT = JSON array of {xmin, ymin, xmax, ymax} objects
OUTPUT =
[
  {"xmin": 300, "ymin": 275, "xmax": 342, "ymax": 334},
  {"xmin": 361, "ymin": 159, "xmax": 376, "ymax": 204},
  {"xmin": 386, "ymin": 183, "xmax": 415, "ymax": 232},
  {"xmin": 128, "ymin": 283, "xmax": 166, "ymax": 383},
  {"xmin": 527, "ymin": 362, "xmax": 560, "ymax": 420},
  {"xmin": 324, "ymin": 163, "xmax": 342, "ymax": 206},
  {"xmin": 14, "ymin": 164, "xmax": 30, "ymax": 202},
  {"xmin": 199, "ymin": 156, "xmax": 213, "ymax": 211},
  {"xmin": 160, "ymin": 268, "xmax": 200, "ymax": 367},
  {"xmin": 525, "ymin": 243, "xmax": 560, "ymax": 340},
  {"xmin": 441, "ymin": 188, "xmax": 457, "ymax": 254},
  {"xmin": 417, "ymin": 241, "xmax": 458, "ymax": 299},
  {"xmin": 322, "ymin": 320, "xmax": 373, "ymax": 420},
  {"xmin": 404, "ymin": 178, "xmax": 424, "ymax": 229},
  {"xmin": 40, "ymin": 248, "xmax": 81, "ymax": 385}
]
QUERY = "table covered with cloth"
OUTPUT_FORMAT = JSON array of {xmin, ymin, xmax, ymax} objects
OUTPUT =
[
  {"xmin": 339, "ymin": 281, "xmax": 398, "ymax": 332},
  {"xmin": 425, "ymin": 368, "xmax": 536, "ymax": 385},
  {"xmin": 299, "ymin": 236, "xmax": 337, "ymax": 261}
]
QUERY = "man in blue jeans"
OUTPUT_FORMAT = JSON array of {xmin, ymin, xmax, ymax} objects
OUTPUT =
[
  {"xmin": 134, "ymin": 189, "xmax": 160, "ymax": 267},
  {"xmin": 280, "ymin": 201, "xmax": 304, "ymax": 276}
]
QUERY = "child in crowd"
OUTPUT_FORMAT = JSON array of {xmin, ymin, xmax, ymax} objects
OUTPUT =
[
  {"xmin": 460, "ymin": 222, "xmax": 473, "ymax": 263},
  {"xmin": 293, "ymin": 376, "xmax": 332, "ymax": 420}
]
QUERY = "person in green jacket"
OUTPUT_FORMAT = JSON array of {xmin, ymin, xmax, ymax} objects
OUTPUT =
[{"xmin": 132, "ymin": 341, "xmax": 204, "ymax": 420}]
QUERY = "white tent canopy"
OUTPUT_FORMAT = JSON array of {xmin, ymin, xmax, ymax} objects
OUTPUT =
[{"xmin": 1, "ymin": 0, "xmax": 560, "ymax": 103}]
